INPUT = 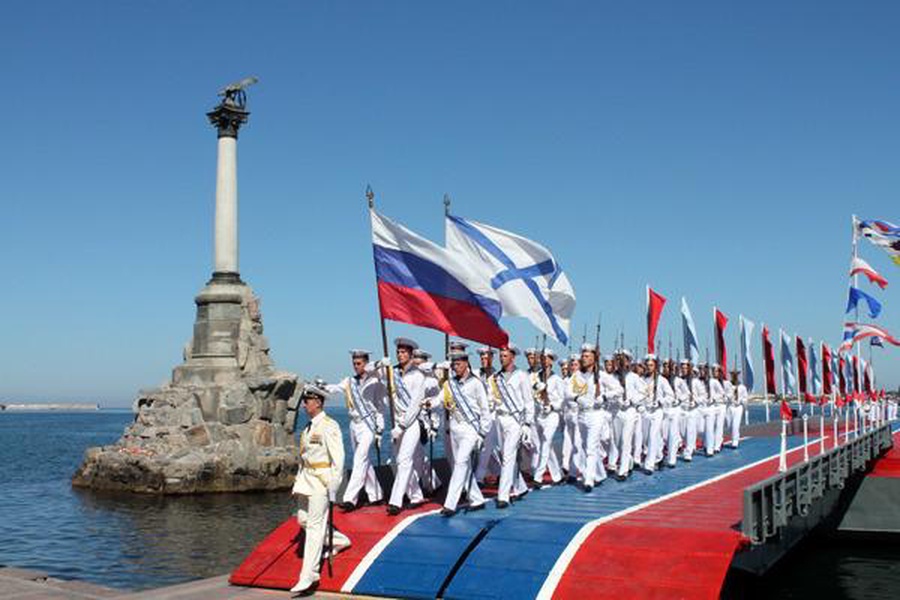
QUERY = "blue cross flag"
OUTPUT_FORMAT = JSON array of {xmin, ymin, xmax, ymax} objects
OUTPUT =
[{"xmin": 445, "ymin": 214, "xmax": 576, "ymax": 345}]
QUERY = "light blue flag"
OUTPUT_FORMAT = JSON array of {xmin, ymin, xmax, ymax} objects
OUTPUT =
[
  {"xmin": 739, "ymin": 315, "xmax": 755, "ymax": 391},
  {"xmin": 846, "ymin": 286, "xmax": 882, "ymax": 319},
  {"xmin": 809, "ymin": 339, "xmax": 820, "ymax": 396},
  {"xmin": 681, "ymin": 297, "xmax": 700, "ymax": 364},
  {"xmin": 780, "ymin": 330, "xmax": 796, "ymax": 395}
]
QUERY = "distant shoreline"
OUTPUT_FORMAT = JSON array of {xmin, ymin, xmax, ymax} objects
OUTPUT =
[{"xmin": 0, "ymin": 403, "xmax": 100, "ymax": 412}]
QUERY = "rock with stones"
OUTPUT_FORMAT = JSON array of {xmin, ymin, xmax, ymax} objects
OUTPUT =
[{"xmin": 72, "ymin": 282, "xmax": 305, "ymax": 494}]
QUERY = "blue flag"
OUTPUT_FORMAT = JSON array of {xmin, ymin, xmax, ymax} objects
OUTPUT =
[
  {"xmin": 739, "ymin": 315, "xmax": 755, "ymax": 391},
  {"xmin": 780, "ymin": 330, "xmax": 795, "ymax": 395},
  {"xmin": 846, "ymin": 286, "xmax": 882, "ymax": 319}
]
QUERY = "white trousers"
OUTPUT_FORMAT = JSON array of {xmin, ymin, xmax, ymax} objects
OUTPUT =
[
  {"xmin": 606, "ymin": 407, "xmax": 620, "ymax": 471},
  {"xmin": 389, "ymin": 422, "xmax": 424, "ymax": 508},
  {"xmin": 561, "ymin": 409, "xmax": 583, "ymax": 477},
  {"xmin": 295, "ymin": 494, "xmax": 350, "ymax": 588},
  {"xmin": 662, "ymin": 407, "xmax": 682, "ymax": 466},
  {"xmin": 615, "ymin": 407, "xmax": 639, "ymax": 477},
  {"xmin": 475, "ymin": 418, "xmax": 499, "ymax": 481},
  {"xmin": 681, "ymin": 407, "xmax": 698, "ymax": 460},
  {"xmin": 444, "ymin": 427, "xmax": 485, "ymax": 511},
  {"xmin": 496, "ymin": 414, "xmax": 528, "ymax": 502},
  {"xmin": 641, "ymin": 409, "xmax": 663, "ymax": 471},
  {"xmin": 342, "ymin": 420, "xmax": 382, "ymax": 505},
  {"xmin": 578, "ymin": 410, "xmax": 609, "ymax": 486},
  {"xmin": 726, "ymin": 404, "xmax": 744, "ymax": 448},
  {"xmin": 701, "ymin": 406, "xmax": 716, "ymax": 455},
  {"xmin": 535, "ymin": 411, "xmax": 563, "ymax": 483},
  {"xmin": 713, "ymin": 404, "xmax": 726, "ymax": 451}
]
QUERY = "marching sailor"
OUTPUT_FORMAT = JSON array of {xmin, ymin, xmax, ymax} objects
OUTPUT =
[
  {"xmin": 323, "ymin": 350, "xmax": 386, "ymax": 511},
  {"xmin": 641, "ymin": 354, "xmax": 670, "ymax": 473},
  {"xmin": 726, "ymin": 369, "xmax": 746, "ymax": 448},
  {"xmin": 710, "ymin": 364, "xmax": 727, "ymax": 453},
  {"xmin": 561, "ymin": 352, "xmax": 583, "ymax": 481},
  {"xmin": 475, "ymin": 346, "xmax": 501, "ymax": 484},
  {"xmin": 379, "ymin": 338, "xmax": 426, "ymax": 516},
  {"xmin": 412, "ymin": 348, "xmax": 442, "ymax": 495},
  {"xmin": 599, "ymin": 354, "xmax": 623, "ymax": 474},
  {"xmin": 674, "ymin": 360, "xmax": 697, "ymax": 462},
  {"xmin": 697, "ymin": 363, "xmax": 715, "ymax": 457},
  {"xmin": 290, "ymin": 383, "xmax": 351, "ymax": 596},
  {"xmin": 489, "ymin": 344, "xmax": 535, "ymax": 508},
  {"xmin": 616, "ymin": 350, "xmax": 644, "ymax": 479},
  {"xmin": 559, "ymin": 358, "xmax": 570, "ymax": 378},
  {"xmin": 533, "ymin": 349, "xmax": 564, "ymax": 485},
  {"xmin": 441, "ymin": 350, "xmax": 490, "ymax": 516},
  {"xmin": 659, "ymin": 359, "xmax": 682, "ymax": 467},
  {"xmin": 565, "ymin": 343, "xmax": 608, "ymax": 491}
]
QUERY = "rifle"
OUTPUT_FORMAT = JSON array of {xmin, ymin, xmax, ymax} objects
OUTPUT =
[{"xmin": 594, "ymin": 313, "xmax": 602, "ymax": 401}]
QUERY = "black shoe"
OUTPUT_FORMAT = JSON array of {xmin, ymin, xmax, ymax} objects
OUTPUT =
[
  {"xmin": 511, "ymin": 489, "xmax": 529, "ymax": 502},
  {"xmin": 615, "ymin": 474, "xmax": 628, "ymax": 482},
  {"xmin": 496, "ymin": 500, "xmax": 510, "ymax": 509},
  {"xmin": 584, "ymin": 485, "xmax": 593, "ymax": 493},
  {"xmin": 467, "ymin": 502, "xmax": 486, "ymax": 512},
  {"xmin": 339, "ymin": 501, "xmax": 357, "ymax": 512},
  {"xmin": 566, "ymin": 475, "xmax": 578, "ymax": 484},
  {"xmin": 387, "ymin": 504, "xmax": 402, "ymax": 516},
  {"xmin": 440, "ymin": 508, "xmax": 456, "ymax": 517}
]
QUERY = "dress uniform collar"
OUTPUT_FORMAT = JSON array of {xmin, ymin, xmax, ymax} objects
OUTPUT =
[{"xmin": 310, "ymin": 411, "xmax": 326, "ymax": 427}]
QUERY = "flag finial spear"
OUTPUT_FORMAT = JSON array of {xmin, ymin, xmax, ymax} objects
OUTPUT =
[
  {"xmin": 443, "ymin": 193, "xmax": 451, "ymax": 216},
  {"xmin": 366, "ymin": 184, "xmax": 375, "ymax": 208}
]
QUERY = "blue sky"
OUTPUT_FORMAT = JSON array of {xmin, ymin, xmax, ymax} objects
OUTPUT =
[{"xmin": 2, "ymin": 1, "xmax": 899, "ymax": 406}]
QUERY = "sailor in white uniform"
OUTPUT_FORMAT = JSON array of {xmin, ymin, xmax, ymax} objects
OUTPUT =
[
  {"xmin": 378, "ymin": 337, "xmax": 426, "ymax": 516},
  {"xmin": 673, "ymin": 360, "xmax": 695, "ymax": 462},
  {"xmin": 641, "ymin": 354, "xmax": 670, "ymax": 473},
  {"xmin": 475, "ymin": 346, "xmax": 500, "ymax": 483},
  {"xmin": 599, "ymin": 355, "xmax": 623, "ymax": 474},
  {"xmin": 441, "ymin": 350, "xmax": 490, "ymax": 516},
  {"xmin": 659, "ymin": 360, "xmax": 681, "ymax": 467},
  {"xmin": 618, "ymin": 350, "xmax": 646, "ymax": 479},
  {"xmin": 290, "ymin": 384, "xmax": 351, "ymax": 596},
  {"xmin": 726, "ymin": 369, "xmax": 746, "ymax": 448},
  {"xmin": 323, "ymin": 350, "xmax": 385, "ymax": 511},
  {"xmin": 412, "ymin": 348, "xmax": 442, "ymax": 495},
  {"xmin": 565, "ymin": 343, "xmax": 608, "ymax": 491},
  {"xmin": 533, "ymin": 349, "xmax": 564, "ymax": 485},
  {"xmin": 489, "ymin": 344, "xmax": 535, "ymax": 508},
  {"xmin": 697, "ymin": 363, "xmax": 715, "ymax": 457},
  {"xmin": 561, "ymin": 352, "xmax": 583, "ymax": 480},
  {"xmin": 710, "ymin": 364, "xmax": 727, "ymax": 453}
]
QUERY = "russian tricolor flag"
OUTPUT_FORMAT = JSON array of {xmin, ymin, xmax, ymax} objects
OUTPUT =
[{"xmin": 371, "ymin": 209, "xmax": 509, "ymax": 347}]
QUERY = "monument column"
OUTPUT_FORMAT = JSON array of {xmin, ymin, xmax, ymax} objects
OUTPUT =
[{"xmin": 207, "ymin": 87, "xmax": 250, "ymax": 284}]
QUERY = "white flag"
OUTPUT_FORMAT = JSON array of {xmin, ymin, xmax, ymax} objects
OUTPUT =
[
  {"xmin": 445, "ymin": 215, "xmax": 575, "ymax": 345},
  {"xmin": 739, "ymin": 315, "xmax": 755, "ymax": 391},
  {"xmin": 681, "ymin": 297, "xmax": 700, "ymax": 364}
]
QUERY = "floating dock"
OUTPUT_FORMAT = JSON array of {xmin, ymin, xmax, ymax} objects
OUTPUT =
[{"xmin": 232, "ymin": 419, "xmax": 898, "ymax": 599}]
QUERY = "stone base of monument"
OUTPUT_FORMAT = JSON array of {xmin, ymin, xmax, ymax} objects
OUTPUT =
[{"xmin": 73, "ymin": 281, "xmax": 304, "ymax": 494}]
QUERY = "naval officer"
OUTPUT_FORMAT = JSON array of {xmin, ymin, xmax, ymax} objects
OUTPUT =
[
  {"xmin": 323, "ymin": 350, "xmax": 386, "ymax": 511},
  {"xmin": 441, "ymin": 350, "xmax": 490, "ymax": 515},
  {"xmin": 290, "ymin": 384, "xmax": 351, "ymax": 596}
]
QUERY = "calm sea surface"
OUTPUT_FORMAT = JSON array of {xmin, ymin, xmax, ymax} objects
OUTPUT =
[{"xmin": 0, "ymin": 407, "xmax": 896, "ymax": 596}]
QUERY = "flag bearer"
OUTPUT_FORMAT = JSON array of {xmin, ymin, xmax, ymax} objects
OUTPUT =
[
  {"xmin": 660, "ymin": 359, "xmax": 682, "ymax": 467},
  {"xmin": 489, "ymin": 344, "xmax": 535, "ymax": 507},
  {"xmin": 379, "ymin": 338, "xmax": 426, "ymax": 516},
  {"xmin": 710, "ymin": 364, "xmax": 727, "ymax": 452},
  {"xmin": 561, "ymin": 353, "xmax": 583, "ymax": 480},
  {"xmin": 323, "ymin": 350, "xmax": 386, "ymax": 511},
  {"xmin": 599, "ymin": 354, "xmax": 623, "ymax": 474},
  {"xmin": 475, "ymin": 346, "xmax": 500, "ymax": 483},
  {"xmin": 727, "ymin": 369, "xmax": 746, "ymax": 448},
  {"xmin": 674, "ymin": 360, "xmax": 696, "ymax": 462},
  {"xmin": 533, "ymin": 349, "xmax": 564, "ymax": 485},
  {"xmin": 642, "ymin": 354, "xmax": 670, "ymax": 473},
  {"xmin": 441, "ymin": 351, "xmax": 490, "ymax": 516},
  {"xmin": 290, "ymin": 384, "xmax": 351, "ymax": 596}
]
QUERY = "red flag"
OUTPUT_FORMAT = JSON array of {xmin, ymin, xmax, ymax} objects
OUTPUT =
[
  {"xmin": 852, "ymin": 356, "xmax": 860, "ymax": 393},
  {"xmin": 822, "ymin": 344, "xmax": 832, "ymax": 395},
  {"xmin": 796, "ymin": 337, "xmax": 813, "ymax": 402},
  {"xmin": 714, "ymin": 308, "xmax": 728, "ymax": 370},
  {"xmin": 780, "ymin": 399, "xmax": 793, "ymax": 420},
  {"xmin": 863, "ymin": 364, "xmax": 872, "ymax": 395},
  {"xmin": 646, "ymin": 286, "xmax": 666, "ymax": 354},
  {"xmin": 838, "ymin": 355, "xmax": 846, "ymax": 396},
  {"xmin": 762, "ymin": 326, "xmax": 777, "ymax": 395}
]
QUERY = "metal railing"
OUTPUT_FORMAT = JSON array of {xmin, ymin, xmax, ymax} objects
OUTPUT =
[{"xmin": 742, "ymin": 423, "xmax": 893, "ymax": 544}]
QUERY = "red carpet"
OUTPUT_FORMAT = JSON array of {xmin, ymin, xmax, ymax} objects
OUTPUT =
[{"xmin": 868, "ymin": 429, "xmax": 900, "ymax": 478}]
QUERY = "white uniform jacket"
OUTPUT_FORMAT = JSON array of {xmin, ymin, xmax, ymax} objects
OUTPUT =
[{"xmin": 292, "ymin": 411, "xmax": 345, "ymax": 497}]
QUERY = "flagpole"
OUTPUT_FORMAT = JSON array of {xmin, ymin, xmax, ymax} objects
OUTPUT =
[
  {"xmin": 852, "ymin": 215, "xmax": 862, "ymax": 435},
  {"xmin": 443, "ymin": 194, "xmax": 451, "ymax": 360},
  {"xmin": 795, "ymin": 333, "xmax": 802, "ymax": 417},
  {"xmin": 763, "ymin": 322, "xmax": 770, "ymax": 422},
  {"xmin": 367, "ymin": 185, "xmax": 397, "ymax": 429}
]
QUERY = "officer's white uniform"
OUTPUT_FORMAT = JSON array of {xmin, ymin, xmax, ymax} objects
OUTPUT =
[
  {"xmin": 442, "ymin": 371, "xmax": 490, "ymax": 512},
  {"xmin": 489, "ymin": 367, "xmax": 535, "ymax": 503},
  {"xmin": 710, "ymin": 376, "xmax": 727, "ymax": 452},
  {"xmin": 325, "ymin": 371, "xmax": 385, "ymax": 506},
  {"xmin": 726, "ymin": 381, "xmax": 746, "ymax": 448},
  {"xmin": 534, "ymin": 371, "xmax": 564, "ymax": 484},
  {"xmin": 291, "ymin": 408, "xmax": 350, "ymax": 593},
  {"xmin": 565, "ymin": 368, "xmax": 608, "ymax": 488},
  {"xmin": 384, "ymin": 363, "xmax": 426, "ymax": 510}
]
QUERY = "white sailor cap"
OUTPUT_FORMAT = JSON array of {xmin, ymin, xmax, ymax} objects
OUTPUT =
[
  {"xmin": 477, "ymin": 346, "xmax": 494, "ymax": 356},
  {"xmin": 501, "ymin": 343, "xmax": 520, "ymax": 355},
  {"xmin": 644, "ymin": 353, "xmax": 658, "ymax": 362},
  {"xmin": 543, "ymin": 348, "xmax": 558, "ymax": 359},
  {"xmin": 349, "ymin": 349, "xmax": 370, "ymax": 359},
  {"xmin": 525, "ymin": 347, "xmax": 538, "ymax": 356},
  {"xmin": 568, "ymin": 353, "xmax": 580, "ymax": 361},
  {"xmin": 581, "ymin": 343, "xmax": 597, "ymax": 353},
  {"xmin": 711, "ymin": 363, "xmax": 721, "ymax": 370},
  {"xmin": 413, "ymin": 348, "xmax": 431, "ymax": 360},
  {"xmin": 619, "ymin": 349, "xmax": 633, "ymax": 359},
  {"xmin": 301, "ymin": 383, "xmax": 328, "ymax": 401},
  {"xmin": 557, "ymin": 359, "xmax": 567, "ymax": 366},
  {"xmin": 679, "ymin": 359, "xmax": 691, "ymax": 366},
  {"xmin": 449, "ymin": 350, "xmax": 469, "ymax": 361},
  {"xmin": 449, "ymin": 340, "xmax": 469, "ymax": 351},
  {"xmin": 602, "ymin": 354, "xmax": 615, "ymax": 362},
  {"xmin": 394, "ymin": 337, "xmax": 419, "ymax": 350}
]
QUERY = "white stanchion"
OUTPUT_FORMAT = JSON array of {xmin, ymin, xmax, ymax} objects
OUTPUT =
[
  {"xmin": 765, "ymin": 400, "xmax": 770, "ymax": 423},
  {"xmin": 844, "ymin": 407, "xmax": 850, "ymax": 445},
  {"xmin": 779, "ymin": 419, "xmax": 788, "ymax": 473},
  {"xmin": 819, "ymin": 413, "xmax": 825, "ymax": 454},
  {"xmin": 802, "ymin": 415, "xmax": 809, "ymax": 463},
  {"xmin": 833, "ymin": 414, "xmax": 839, "ymax": 450}
]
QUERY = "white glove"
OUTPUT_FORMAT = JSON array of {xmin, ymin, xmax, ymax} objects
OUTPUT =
[
  {"xmin": 377, "ymin": 357, "xmax": 391, "ymax": 369},
  {"xmin": 534, "ymin": 382, "xmax": 547, "ymax": 393},
  {"xmin": 375, "ymin": 413, "xmax": 385, "ymax": 435},
  {"xmin": 391, "ymin": 426, "xmax": 403, "ymax": 442},
  {"xmin": 521, "ymin": 424, "xmax": 534, "ymax": 449},
  {"xmin": 428, "ymin": 428, "xmax": 438, "ymax": 441},
  {"xmin": 436, "ymin": 361, "xmax": 450, "ymax": 371}
]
